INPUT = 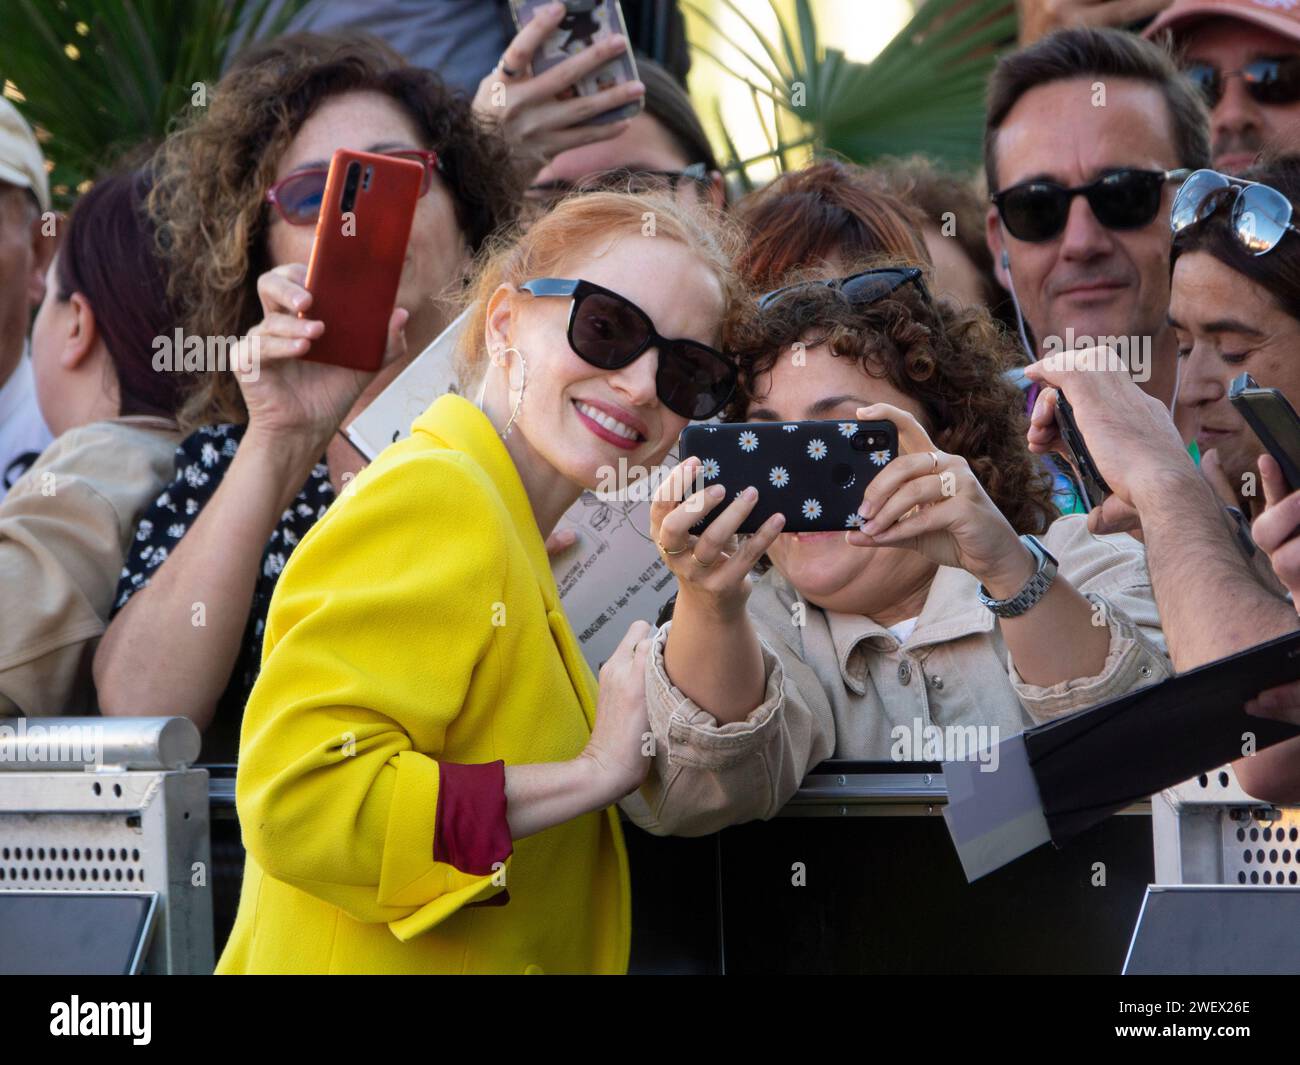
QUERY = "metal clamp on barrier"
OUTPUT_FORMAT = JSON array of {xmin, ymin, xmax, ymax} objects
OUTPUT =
[{"xmin": 0, "ymin": 716, "xmax": 213, "ymax": 975}]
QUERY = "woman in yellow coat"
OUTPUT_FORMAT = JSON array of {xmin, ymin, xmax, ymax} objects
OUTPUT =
[{"xmin": 216, "ymin": 191, "xmax": 741, "ymax": 973}]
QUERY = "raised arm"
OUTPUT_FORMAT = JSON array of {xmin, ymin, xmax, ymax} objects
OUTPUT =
[{"xmin": 94, "ymin": 265, "xmax": 407, "ymax": 726}]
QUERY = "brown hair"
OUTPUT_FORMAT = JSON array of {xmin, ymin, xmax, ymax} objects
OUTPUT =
[
  {"xmin": 866, "ymin": 154, "xmax": 1016, "ymax": 329},
  {"xmin": 984, "ymin": 27, "xmax": 1210, "ymax": 193},
  {"xmin": 55, "ymin": 170, "xmax": 189, "ymax": 420},
  {"xmin": 638, "ymin": 58, "xmax": 721, "ymax": 177},
  {"xmin": 725, "ymin": 258, "xmax": 1058, "ymax": 535},
  {"xmin": 457, "ymin": 190, "xmax": 744, "ymax": 389},
  {"xmin": 147, "ymin": 32, "xmax": 523, "ymax": 430},
  {"xmin": 733, "ymin": 159, "xmax": 931, "ymax": 291},
  {"xmin": 1172, "ymin": 154, "xmax": 1300, "ymax": 322}
]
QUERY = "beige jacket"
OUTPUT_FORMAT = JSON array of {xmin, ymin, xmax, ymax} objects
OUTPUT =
[
  {"xmin": 623, "ymin": 515, "xmax": 1171, "ymax": 836},
  {"xmin": 0, "ymin": 416, "xmax": 180, "ymax": 716}
]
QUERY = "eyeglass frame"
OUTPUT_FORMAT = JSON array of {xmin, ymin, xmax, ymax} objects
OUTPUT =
[
  {"xmin": 991, "ymin": 167, "xmax": 1190, "ymax": 242},
  {"xmin": 1183, "ymin": 55, "xmax": 1300, "ymax": 108},
  {"xmin": 264, "ymin": 148, "xmax": 443, "ymax": 225},
  {"xmin": 517, "ymin": 276, "xmax": 737, "ymax": 420},
  {"xmin": 1170, "ymin": 167, "xmax": 1300, "ymax": 255}
]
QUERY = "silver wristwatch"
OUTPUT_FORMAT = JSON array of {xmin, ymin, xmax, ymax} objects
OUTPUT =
[{"xmin": 977, "ymin": 534, "xmax": 1059, "ymax": 618}]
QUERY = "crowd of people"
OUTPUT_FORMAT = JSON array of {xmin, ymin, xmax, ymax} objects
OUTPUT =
[{"xmin": 2, "ymin": 0, "xmax": 1300, "ymax": 973}]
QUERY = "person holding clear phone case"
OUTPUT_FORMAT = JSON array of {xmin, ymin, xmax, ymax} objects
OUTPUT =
[{"xmin": 627, "ymin": 256, "xmax": 1171, "ymax": 838}]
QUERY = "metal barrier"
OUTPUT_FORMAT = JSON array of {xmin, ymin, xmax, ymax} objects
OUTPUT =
[
  {"xmin": 1123, "ymin": 764, "xmax": 1300, "ymax": 973},
  {"xmin": 1152, "ymin": 763, "xmax": 1300, "ymax": 886},
  {"xmin": 0, "ymin": 717, "xmax": 214, "ymax": 974}
]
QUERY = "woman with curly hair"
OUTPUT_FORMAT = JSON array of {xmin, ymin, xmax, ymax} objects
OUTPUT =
[
  {"xmin": 94, "ymin": 33, "xmax": 523, "ymax": 760},
  {"xmin": 623, "ymin": 259, "xmax": 1171, "ymax": 836}
]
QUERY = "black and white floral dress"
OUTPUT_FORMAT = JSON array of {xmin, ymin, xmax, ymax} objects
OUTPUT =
[{"xmin": 113, "ymin": 423, "xmax": 334, "ymax": 761}]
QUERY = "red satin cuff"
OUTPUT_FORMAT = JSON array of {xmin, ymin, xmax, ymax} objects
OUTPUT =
[{"xmin": 433, "ymin": 759, "xmax": 513, "ymax": 877}]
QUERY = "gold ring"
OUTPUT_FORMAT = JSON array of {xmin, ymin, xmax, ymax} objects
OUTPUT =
[
  {"xmin": 690, "ymin": 550, "xmax": 716, "ymax": 568},
  {"xmin": 929, "ymin": 451, "xmax": 940, "ymax": 474},
  {"xmin": 658, "ymin": 540, "xmax": 688, "ymax": 557}
]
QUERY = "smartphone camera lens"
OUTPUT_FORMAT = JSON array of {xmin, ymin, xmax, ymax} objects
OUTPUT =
[
  {"xmin": 851, "ymin": 434, "xmax": 870, "ymax": 452},
  {"xmin": 341, "ymin": 161, "xmax": 361, "ymax": 215}
]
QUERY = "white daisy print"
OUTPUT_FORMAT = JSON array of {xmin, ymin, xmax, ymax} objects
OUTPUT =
[
  {"xmin": 167, "ymin": 523, "xmax": 186, "ymax": 539},
  {"xmin": 782, "ymin": 424, "xmax": 799, "ymax": 432},
  {"xmin": 806, "ymin": 438, "xmax": 828, "ymax": 460},
  {"xmin": 801, "ymin": 498, "xmax": 822, "ymax": 520},
  {"xmin": 738, "ymin": 430, "xmax": 759, "ymax": 452},
  {"xmin": 838, "ymin": 422, "xmax": 858, "ymax": 437},
  {"xmin": 200, "ymin": 442, "xmax": 220, "ymax": 468},
  {"xmin": 700, "ymin": 458, "xmax": 721, "ymax": 480},
  {"xmin": 845, "ymin": 512, "xmax": 866, "ymax": 529},
  {"xmin": 769, "ymin": 466, "xmax": 789, "ymax": 487},
  {"xmin": 135, "ymin": 519, "xmax": 153, "ymax": 541},
  {"xmin": 869, "ymin": 449, "xmax": 892, "ymax": 467}
]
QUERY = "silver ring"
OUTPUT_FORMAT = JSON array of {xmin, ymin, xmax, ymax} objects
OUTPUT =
[
  {"xmin": 499, "ymin": 61, "xmax": 520, "ymax": 78},
  {"xmin": 929, "ymin": 450, "xmax": 940, "ymax": 474}
]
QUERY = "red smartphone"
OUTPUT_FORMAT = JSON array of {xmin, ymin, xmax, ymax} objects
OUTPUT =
[{"xmin": 302, "ymin": 148, "xmax": 423, "ymax": 372}]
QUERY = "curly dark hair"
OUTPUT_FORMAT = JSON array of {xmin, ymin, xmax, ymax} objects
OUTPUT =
[
  {"xmin": 147, "ymin": 31, "xmax": 524, "ymax": 429},
  {"xmin": 725, "ymin": 259, "xmax": 1058, "ymax": 535}
]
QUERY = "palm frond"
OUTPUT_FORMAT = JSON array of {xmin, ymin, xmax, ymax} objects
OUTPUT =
[
  {"xmin": 687, "ymin": 0, "xmax": 1017, "ymax": 186},
  {"xmin": 0, "ymin": 0, "xmax": 314, "ymax": 208}
]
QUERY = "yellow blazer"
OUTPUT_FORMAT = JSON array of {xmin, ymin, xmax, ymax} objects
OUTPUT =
[{"xmin": 216, "ymin": 394, "xmax": 631, "ymax": 974}]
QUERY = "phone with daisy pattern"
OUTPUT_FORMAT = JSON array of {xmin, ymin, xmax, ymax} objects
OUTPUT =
[{"xmin": 680, "ymin": 419, "xmax": 898, "ymax": 534}]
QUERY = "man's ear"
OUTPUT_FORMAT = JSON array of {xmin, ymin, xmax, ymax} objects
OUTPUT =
[
  {"xmin": 60, "ymin": 291, "xmax": 98, "ymax": 370},
  {"xmin": 25, "ymin": 208, "xmax": 56, "ymax": 308},
  {"xmin": 987, "ymin": 206, "xmax": 1010, "ymax": 293},
  {"xmin": 484, "ymin": 282, "xmax": 517, "ymax": 359}
]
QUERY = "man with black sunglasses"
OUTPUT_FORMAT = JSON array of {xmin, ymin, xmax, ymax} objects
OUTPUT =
[
  {"xmin": 1147, "ymin": 0, "xmax": 1300, "ymax": 175},
  {"xmin": 984, "ymin": 28, "xmax": 1210, "ymax": 434}
]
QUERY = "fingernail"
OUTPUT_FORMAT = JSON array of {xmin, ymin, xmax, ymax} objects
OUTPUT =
[
  {"xmin": 743, "ymin": 486, "xmax": 757, "ymax": 501},
  {"xmin": 709, "ymin": 484, "xmax": 724, "ymax": 497},
  {"xmin": 627, "ymin": 81, "xmax": 646, "ymax": 95}
]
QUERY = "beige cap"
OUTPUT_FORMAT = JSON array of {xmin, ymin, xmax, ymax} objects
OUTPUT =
[
  {"xmin": 1146, "ymin": 0, "xmax": 1300, "ymax": 44},
  {"xmin": 0, "ymin": 96, "xmax": 50, "ymax": 213}
]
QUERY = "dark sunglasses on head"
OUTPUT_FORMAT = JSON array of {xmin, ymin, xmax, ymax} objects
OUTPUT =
[
  {"xmin": 757, "ymin": 266, "xmax": 926, "ymax": 310},
  {"xmin": 1171, "ymin": 168, "xmax": 1300, "ymax": 255},
  {"xmin": 519, "ymin": 277, "xmax": 736, "ymax": 420},
  {"xmin": 992, "ymin": 167, "xmax": 1189, "ymax": 243},
  {"xmin": 1184, "ymin": 56, "xmax": 1300, "ymax": 109},
  {"xmin": 526, "ymin": 163, "xmax": 710, "ymax": 206},
  {"xmin": 265, "ymin": 149, "xmax": 442, "ymax": 225}
]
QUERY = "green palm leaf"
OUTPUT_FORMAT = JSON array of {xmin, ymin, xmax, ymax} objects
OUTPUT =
[
  {"xmin": 0, "ymin": 0, "xmax": 314, "ymax": 209},
  {"xmin": 685, "ymin": 0, "xmax": 1017, "ymax": 183}
]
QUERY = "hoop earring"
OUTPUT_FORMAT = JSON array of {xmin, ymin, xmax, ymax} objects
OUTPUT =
[{"xmin": 499, "ymin": 345, "xmax": 526, "ymax": 441}]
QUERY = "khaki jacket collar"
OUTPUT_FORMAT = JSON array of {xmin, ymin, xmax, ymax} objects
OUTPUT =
[{"xmin": 820, "ymin": 564, "xmax": 996, "ymax": 695}]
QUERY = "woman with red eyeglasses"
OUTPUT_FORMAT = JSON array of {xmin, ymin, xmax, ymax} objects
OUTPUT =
[{"xmin": 94, "ymin": 33, "xmax": 520, "ymax": 769}]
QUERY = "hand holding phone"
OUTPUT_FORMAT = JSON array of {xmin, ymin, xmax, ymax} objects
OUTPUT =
[
  {"xmin": 507, "ymin": 1, "xmax": 642, "ymax": 126},
  {"xmin": 303, "ymin": 148, "xmax": 423, "ymax": 372},
  {"xmin": 1230, "ymin": 372, "xmax": 1300, "ymax": 495},
  {"xmin": 1052, "ymin": 390, "xmax": 1112, "ymax": 510},
  {"xmin": 679, "ymin": 419, "xmax": 899, "ymax": 534}
]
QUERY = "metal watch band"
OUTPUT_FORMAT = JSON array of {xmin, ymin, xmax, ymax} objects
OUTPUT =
[{"xmin": 977, "ymin": 534, "xmax": 1059, "ymax": 618}]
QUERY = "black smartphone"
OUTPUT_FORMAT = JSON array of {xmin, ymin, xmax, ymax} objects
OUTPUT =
[
  {"xmin": 1229, "ymin": 372, "xmax": 1300, "ymax": 494},
  {"xmin": 679, "ymin": 419, "xmax": 899, "ymax": 534},
  {"xmin": 1053, "ymin": 390, "xmax": 1111, "ymax": 510}
]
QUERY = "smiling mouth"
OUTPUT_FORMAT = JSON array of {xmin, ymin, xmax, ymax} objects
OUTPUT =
[{"xmin": 573, "ymin": 400, "xmax": 645, "ymax": 447}]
